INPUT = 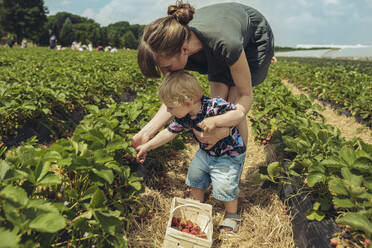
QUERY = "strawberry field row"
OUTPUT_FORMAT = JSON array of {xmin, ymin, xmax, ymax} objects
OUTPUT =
[
  {"xmin": 250, "ymin": 71, "xmax": 372, "ymax": 247},
  {"xmin": 271, "ymin": 57, "xmax": 372, "ymax": 128},
  {"xmin": 0, "ymin": 48, "xmax": 151, "ymax": 147}
]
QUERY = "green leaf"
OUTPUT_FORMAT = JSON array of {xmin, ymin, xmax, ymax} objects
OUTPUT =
[
  {"xmin": 317, "ymin": 130, "xmax": 330, "ymax": 143},
  {"xmin": 348, "ymin": 183, "xmax": 366, "ymax": 197},
  {"xmin": 267, "ymin": 162, "xmax": 282, "ymax": 179},
  {"xmin": 93, "ymin": 210, "xmax": 121, "ymax": 235},
  {"xmin": 0, "ymin": 228, "xmax": 19, "ymax": 247},
  {"xmin": 313, "ymin": 202, "xmax": 321, "ymax": 211},
  {"xmin": 308, "ymin": 163, "xmax": 325, "ymax": 174},
  {"xmin": 307, "ymin": 172, "xmax": 326, "ymax": 187},
  {"xmin": 127, "ymin": 108, "xmax": 142, "ymax": 122},
  {"xmin": 129, "ymin": 181, "xmax": 142, "ymax": 191},
  {"xmin": 0, "ymin": 160, "xmax": 10, "ymax": 180},
  {"xmin": 306, "ymin": 209, "xmax": 325, "ymax": 221},
  {"xmin": 359, "ymin": 141, "xmax": 372, "ymax": 154},
  {"xmin": 93, "ymin": 150, "xmax": 114, "ymax": 164},
  {"xmin": 352, "ymin": 157, "xmax": 372, "ymax": 174},
  {"xmin": 342, "ymin": 167, "xmax": 363, "ymax": 187},
  {"xmin": 106, "ymin": 138, "xmax": 128, "ymax": 152},
  {"xmin": 35, "ymin": 162, "xmax": 51, "ymax": 184},
  {"xmin": 333, "ymin": 197, "xmax": 355, "ymax": 209},
  {"xmin": 92, "ymin": 167, "xmax": 114, "ymax": 184},
  {"xmin": 37, "ymin": 174, "xmax": 62, "ymax": 186},
  {"xmin": 42, "ymin": 151, "xmax": 62, "ymax": 163},
  {"xmin": 90, "ymin": 189, "xmax": 106, "ymax": 209},
  {"xmin": 337, "ymin": 213, "xmax": 372, "ymax": 235},
  {"xmin": 42, "ymin": 108, "xmax": 51, "ymax": 115},
  {"xmin": 29, "ymin": 212, "xmax": 66, "ymax": 233},
  {"xmin": 340, "ymin": 146, "xmax": 357, "ymax": 166},
  {"xmin": 320, "ymin": 157, "xmax": 345, "ymax": 168},
  {"xmin": 328, "ymin": 177, "xmax": 348, "ymax": 196},
  {"xmin": 0, "ymin": 185, "xmax": 28, "ymax": 207},
  {"xmin": 363, "ymin": 177, "xmax": 372, "ymax": 191}
]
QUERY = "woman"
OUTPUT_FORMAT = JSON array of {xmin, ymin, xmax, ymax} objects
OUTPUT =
[
  {"xmin": 133, "ymin": 1, "xmax": 274, "ymax": 149},
  {"xmin": 132, "ymin": 1, "xmax": 274, "ymax": 231}
]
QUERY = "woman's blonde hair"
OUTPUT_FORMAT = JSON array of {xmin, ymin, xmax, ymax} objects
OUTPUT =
[
  {"xmin": 158, "ymin": 70, "xmax": 203, "ymax": 106},
  {"xmin": 138, "ymin": 1, "xmax": 195, "ymax": 78}
]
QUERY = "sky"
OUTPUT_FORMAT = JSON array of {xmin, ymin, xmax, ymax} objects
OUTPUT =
[{"xmin": 44, "ymin": 0, "xmax": 372, "ymax": 47}]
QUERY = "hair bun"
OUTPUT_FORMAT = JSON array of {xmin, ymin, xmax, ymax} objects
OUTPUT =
[{"xmin": 167, "ymin": 1, "xmax": 195, "ymax": 25}]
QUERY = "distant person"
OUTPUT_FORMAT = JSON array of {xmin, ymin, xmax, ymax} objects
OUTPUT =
[
  {"xmin": 49, "ymin": 35, "xmax": 57, "ymax": 49},
  {"xmin": 21, "ymin": 39, "xmax": 27, "ymax": 48},
  {"xmin": 136, "ymin": 71, "xmax": 246, "ymax": 234},
  {"xmin": 71, "ymin": 41, "xmax": 78, "ymax": 50},
  {"xmin": 7, "ymin": 40, "xmax": 15, "ymax": 48},
  {"xmin": 97, "ymin": 45, "xmax": 103, "ymax": 51}
]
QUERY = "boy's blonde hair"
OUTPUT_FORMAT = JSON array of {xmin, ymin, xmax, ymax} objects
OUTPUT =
[{"xmin": 158, "ymin": 70, "xmax": 203, "ymax": 106}]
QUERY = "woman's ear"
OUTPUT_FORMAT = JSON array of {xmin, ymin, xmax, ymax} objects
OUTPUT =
[{"xmin": 181, "ymin": 43, "xmax": 190, "ymax": 55}]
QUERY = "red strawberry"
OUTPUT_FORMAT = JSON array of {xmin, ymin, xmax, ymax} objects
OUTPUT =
[
  {"xmin": 181, "ymin": 228, "xmax": 189, "ymax": 233},
  {"xmin": 171, "ymin": 217, "xmax": 178, "ymax": 227},
  {"xmin": 365, "ymin": 239, "xmax": 371, "ymax": 246},
  {"xmin": 330, "ymin": 239, "xmax": 338, "ymax": 247},
  {"xmin": 190, "ymin": 230, "xmax": 198, "ymax": 235},
  {"xmin": 194, "ymin": 225, "xmax": 201, "ymax": 234},
  {"xmin": 187, "ymin": 220, "xmax": 193, "ymax": 229},
  {"xmin": 180, "ymin": 220, "xmax": 186, "ymax": 228}
]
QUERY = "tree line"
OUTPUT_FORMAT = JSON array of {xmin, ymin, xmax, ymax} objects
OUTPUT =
[{"xmin": 0, "ymin": 0, "xmax": 145, "ymax": 49}]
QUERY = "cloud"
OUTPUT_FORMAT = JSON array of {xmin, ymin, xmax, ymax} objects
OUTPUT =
[
  {"xmin": 61, "ymin": 0, "xmax": 72, "ymax": 6},
  {"xmin": 87, "ymin": 0, "xmax": 172, "ymax": 25},
  {"xmin": 82, "ymin": 8, "xmax": 96, "ymax": 19},
  {"xmin": 366, "ymin": 0, "xmax": 372, "ymax": 8},
  {"xmin": 324, "ymin": 0, "xmax": 340, "ymax": 5}
]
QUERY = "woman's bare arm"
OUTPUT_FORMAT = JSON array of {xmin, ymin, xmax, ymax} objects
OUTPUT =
[{"xmin": 229, "ymin": 49, "xmax": 254, "ymax": 114}]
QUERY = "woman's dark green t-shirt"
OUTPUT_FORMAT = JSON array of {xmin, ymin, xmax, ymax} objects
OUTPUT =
[{"xmin": 186, "ymin": 2, "xmax": 274, "ymax": 86}]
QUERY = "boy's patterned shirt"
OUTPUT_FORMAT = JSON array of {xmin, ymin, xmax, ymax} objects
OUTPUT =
[{"xmin": 167, "ymin": 96, "xmax": 246, "ymax": 157}]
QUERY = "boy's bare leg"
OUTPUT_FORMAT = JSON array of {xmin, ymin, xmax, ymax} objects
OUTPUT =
[
  {"xmin": 224, "ymin": 199, "xmax": 238, "ymax": 214},
  {"xmin": 221, "ymin": 199, "xmax": 239, "ymax": 232},
  {"xmin": 190, "ymin": 187, "xmax": 204, "ymax": 202}
]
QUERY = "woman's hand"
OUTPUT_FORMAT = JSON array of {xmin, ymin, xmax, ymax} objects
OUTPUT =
[
  {"xmin": 193, "ymin": 127, "xmax": 229, "ymax": 150},
  {"xmin": 197, "ymin": 118, "xmax": 216, "ymax": 133},
  {"xmin": 131, "ymin": 132, "xmax": 151, "ymax": 150}
]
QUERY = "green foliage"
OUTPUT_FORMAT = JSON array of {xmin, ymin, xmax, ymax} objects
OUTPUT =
[
  {"xmin": 59, "ymin": 17, "xmax": 74, "ymax": 46},
  {"xmin": 0, "ymin": 47, "xmax": 190, "ymax": 246},
  {"xmin": 250, "ymin": 63, "xmax": 372, "ymax": 239},
  {"xmin": 0, "ymin": 0, "xmax": 48, "ymax": 43},
  {"xmin": 0, "ymin": 102, "xmax": 151, "ymax": 247},
  {"xmin": 38, "ymin": 12, "xmax": 145, "ymax": 48},
  {"xmin": 123, "ymin": 31, "xmax": 138, "ymax": 49}
]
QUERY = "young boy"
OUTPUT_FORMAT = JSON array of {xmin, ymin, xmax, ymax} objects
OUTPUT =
[{"xmin": 136, "ymin": 70, "xmax": 246, "ymax": 233}]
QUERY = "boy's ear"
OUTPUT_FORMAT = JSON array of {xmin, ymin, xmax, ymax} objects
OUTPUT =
[{"xmin": 185, "ymin": 100, "xmax": 195, "ymax": 107}]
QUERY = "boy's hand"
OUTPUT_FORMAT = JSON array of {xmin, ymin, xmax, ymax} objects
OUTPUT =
[
  {"xmin": 197, "ymin": 118, "xmax": 216, "ymax": 133},
  {"xmin": 136, "ymin": 144, "xmax": 149, "ymax": 163}
]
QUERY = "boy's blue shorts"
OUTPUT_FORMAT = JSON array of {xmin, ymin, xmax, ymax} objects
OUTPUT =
[{"xmin": 186, "ymin": 149, "xmax": 246, "ymax": 202}]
